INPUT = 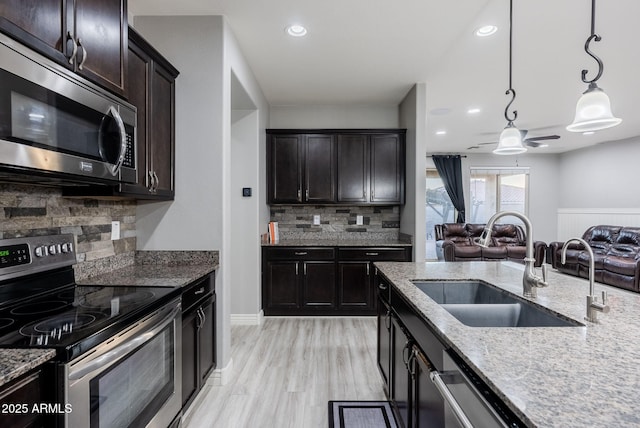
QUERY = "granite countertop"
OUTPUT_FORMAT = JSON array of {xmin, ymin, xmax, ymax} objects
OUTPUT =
[
  {"xmin": 375, "ymin": 261, "xmax": 640, "ymax": 428},
  {"xmin": 0, "ymin": 349, "xmax": 56, "ymax": 387},
  {"xmin": 262, "ymin": 239, "xmax": 412, "ymax": 247}
]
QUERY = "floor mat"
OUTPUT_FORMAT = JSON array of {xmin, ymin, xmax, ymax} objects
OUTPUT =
[{"xmin": 328, "ymin": 401, "xmax": 398, "ymax": 428}]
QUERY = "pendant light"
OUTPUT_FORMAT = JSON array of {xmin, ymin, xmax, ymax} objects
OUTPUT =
[
  {"xmin": 494, "ymin": 0, "xmax": 526, "ymax": 155},
  {"xmin": 567, "ymin": 0, "xmax": 621, "ymax": 132}
]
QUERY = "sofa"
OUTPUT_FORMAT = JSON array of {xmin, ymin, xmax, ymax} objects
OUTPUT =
[
  {"xmin": 435, "ymin": 223, "xmax": 546, "ymax": 267},
  {"xmin": 549, "ymin": 225, "xmax": 640, "ymax": 292}
]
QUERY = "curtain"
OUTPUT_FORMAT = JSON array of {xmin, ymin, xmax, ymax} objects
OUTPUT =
[{"xmin": 432, "ymin": 155, "xmax": 466, "ymax": 223}]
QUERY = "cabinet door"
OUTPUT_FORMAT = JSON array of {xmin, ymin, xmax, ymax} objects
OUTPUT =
[
  {"xmin": 337, "ymin": 134, "xmax": 369, "ymax": 203},
  {"xmin": 122, "ymin": 38, "xmax": 151, "ymax": 195},
  {"xmin": 264, "ymin": 261, "xmax": 300, "ymax": 311},
  {"xmin": 337, "ymin": 261, "xmax": 372, "ymax": 311},
  {"xmin": 0, "ymin": 369, "xmax": 49, "ymax": 428},
  {"xmin": 199, "ymin": 300, "xmax": 216, "ymax": 383},
  {"xmin": 377, "ymin": 297, "xmax": 392, "ymax": 395},
  {"xmin": 412, "ymin": 347, "xmax": 445, "ymax": 428},
  {"xmin": 370, "ymin": 134, "xmax": 404, "ymax": 204},
  {"xmin": 305, "ymin": 134, "xmax": 335, "ymax": 203},
  {"xmin": 301, "ymin": 261, "xmax": 336, "ymax": 309},
  {"xmin": 0, "ymin": 0, "xmax": 69, "ymax": 66},
  {"xmin": 150, "ymin": 62, "xmax": 176, "ymax": 198},
  {"xmin": 391, "ymin": 316, "xmax": 412, "ymax": 428},
  {"xmin": 268, "ymin": 135, "xmax": 302, "ymax": 203},
  {"xmin": 181, "ymin": 310, "xmax": 198, "ymax": 407},
  {"xmin": 72, "ymin": 0, "xmax": 127, "ymax": 95}
]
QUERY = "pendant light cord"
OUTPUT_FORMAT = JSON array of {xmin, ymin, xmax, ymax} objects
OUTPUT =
[
  {"xmin": 582, "ymin": 0, "xmax": 603, "ymax": 84},
  {"xmin": 504, "ymin": 0, "xmax": 517, "ymax": 123}
]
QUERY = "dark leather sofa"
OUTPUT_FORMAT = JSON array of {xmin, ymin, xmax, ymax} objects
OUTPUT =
[
  {"xmin": 549, "ymin": 225, "xmax": 640, "ymax": 292},
  {"xmin": 435, "ymin": 223, "xmax": 546, "ymax": 267}
]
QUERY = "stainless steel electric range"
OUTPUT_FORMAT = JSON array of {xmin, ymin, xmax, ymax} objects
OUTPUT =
[{"xmin": 0, "ymin": 234, "xmax": 182, "ymax": 428}]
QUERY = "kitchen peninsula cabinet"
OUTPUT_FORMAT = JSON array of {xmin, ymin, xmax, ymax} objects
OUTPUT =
[
  {"xmin": 0, "ymin": 0, "xmax": 128, "ymax": 96},
  {"xmin": 182, "ymin": 273, "xmax": 216, "ymax": 410},
  {"xmin": 262, "ymin": 244, "xmax": 411, "ymax": 316},
  {"xmin": 0, "ymin": 367, "xmax": 52, "ymax": 428},
  {"xmin": 266, "ymin": 129, "xmax": 405, "ymax": 206}
]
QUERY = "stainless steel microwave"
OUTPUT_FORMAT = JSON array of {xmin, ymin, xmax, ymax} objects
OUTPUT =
[{"xmin": 0, "ymin": 33, "xmax": 136, "ymax": 185}]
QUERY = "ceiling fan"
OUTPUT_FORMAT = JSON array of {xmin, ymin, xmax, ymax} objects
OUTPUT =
[{"xmin": 467, "ymin": 129, "xmax": 560, "ymax": 150}]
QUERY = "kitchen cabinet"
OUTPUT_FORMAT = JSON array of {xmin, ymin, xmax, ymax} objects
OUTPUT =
[
  {"xmin": 0, "ymin": 0, "xmax": 127, "ymax": 96},
  {"xmin": 267, "ymin": 133, "xmax": 336, "ymax": 204},
  {"xmin": 0, "ymin": 368, "xmax": 53, "ymax": 428},
  {"xmin": 262, "ymin": 247, "xmax": 337, "ymax": 315},
  {"xmin": 337, "ymin": 247, "xmax": 412, "ymax": 314},
  {"xmin": 64, "ymin": 27, "xmax": 179, "ymax": 200},
  {"xmin": 266, "ymin": 129, "xmax": 405, "ymax": 206},
  {"xmin": 391, "ymin": 314, "xmax": 412, "ymax": 428},
  {"xmin": 262, "ymin": 245, "xmax": 411, "ymax": 316},
  {"xmin": 182, "ymin": 273, "xmax": 216, "ymax": 411}
]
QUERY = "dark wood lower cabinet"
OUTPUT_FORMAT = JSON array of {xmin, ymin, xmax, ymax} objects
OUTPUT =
[
  {"xmin": 391, "ymin": 315, "xmax": 412, "ymax": 428},
  {"xmin": 181, "ymin": 273, "xmax": 216, "ymax": 411},
  {"xmin": 262, "ymin": 246, "xmax": 411, "ymax": 316},
  {"xmin": 0, "ymin": 368, "xmax": 52, "ymax": 428},
  {"xmin": 377, "ymin": 296, "xmax": 392, "ymax": 396}
]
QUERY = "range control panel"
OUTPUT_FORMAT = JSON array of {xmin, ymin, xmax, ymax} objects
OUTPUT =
[{"xmin": 0, "ymin": 234, "xmax": 76, "ymax": 282}]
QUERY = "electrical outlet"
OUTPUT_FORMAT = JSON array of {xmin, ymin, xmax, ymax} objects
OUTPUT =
[
  {"xmin": 313, "ymin": 215, "xmax": 321, "ymax": 225},
  {"xmin": 111, "ymin": 221, "xmax": 121, "ymax": 240},
  {"xmin": 356, "ymin": 215, "xmax": 364, "ymax": 225}
]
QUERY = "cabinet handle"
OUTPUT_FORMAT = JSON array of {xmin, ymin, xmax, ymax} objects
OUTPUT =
[
  {"xmin": 196, "ymin": 307, "xmax": 204, "ymax": 329},
  {"xmin": 384, "ymin": 311, "xmax": 391, "ymax": 329},
  {"xmin": 294, "ymin": 252, "xmax": 308, "ymax": 256},
  {"xmin": 303, "ymin": 263, "xmax": 307, "ymax": 276},
  {"xmin": 153, "ymin": 171, "xmax": 160, "ymax": 191},
  {"xmin": 402, "ymin": 340, "xmax": 412, "ymax": 369},
  {"xmin": 200, "ymin": 307, "xmax": 206, "ymax": 326},
  {"xmin": 408, "ymin": 348, "xmax": 417, "ymax": 378},
  {"xmin": 148, "ymin": 171, "xmax": 155, "ymax": 193},
  {"xmin": 430, "ymin": 371, "xmax": 474, "ymax": 428},
  {"xmin": 77, "ymin": 38, "xmax": 87, "ymax": 70},
  {"xmin": 305, "ymin": 189, "xmax": 309, "ymax": 200},
  {"xmin": 194, "ymin": 287, "xmax": 205, "ymax": 295},
  {"xmin": 378, "ymin": 281, "xmax": 388, "ymax": 290},
  {"xmin": 295, "ymin": 263, "xmax": 299, "ymax": 276},
  {"xmin": 67, "ymin": 32, "xmax": 78, "ymax": 64},
  {"xmin": 297, "ymin": 189, "xmax": 302, "ymax": 201},
  {"xmin": 365, "ymin": 252, "xmax": 379, "ymax": 256},
  {"xmin": 366, "ymin": 263, "xmax": 370, "ymax": 276}
]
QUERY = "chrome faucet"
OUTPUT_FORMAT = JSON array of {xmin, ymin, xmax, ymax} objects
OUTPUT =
[
  {"xmin": 476, "ymin": 211, "xmax": 548, "ymax": 298},
  {"xmin": 561, "ymin": 237, "xmax": 609, "ymax": 323}
]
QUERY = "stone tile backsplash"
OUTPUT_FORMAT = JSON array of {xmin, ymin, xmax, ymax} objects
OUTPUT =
[
  {"xmin": 270, "ymin": 205, "xmax": 401, "ymax": 240},
  {"xmin": 0, "ymin": 183, "xmax": 136, "ymax": 266}
]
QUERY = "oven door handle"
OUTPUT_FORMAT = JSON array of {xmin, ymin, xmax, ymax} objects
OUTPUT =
[{"xmin": 68, "ymin": 301, "xmax": 180, "ymax": 381}]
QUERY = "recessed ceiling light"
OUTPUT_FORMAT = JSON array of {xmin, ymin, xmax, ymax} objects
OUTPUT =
[
  {"xmin": 467, "ymin": 108, "xmax": 481, "ymax": 114},
  {"xmin": 583, "ymin": 131, "xmax": 595, "ymax": 135},
  {"xmin": 286, "ymin": 24, "xmax": 307, "ymax": 37},
  {"xmin": 475, "ymin": 25, "xmax": 498, "ymax": 37},
  {"xmin": 435, "ymin": 130, "xmax": 447, "ymax": 136}
]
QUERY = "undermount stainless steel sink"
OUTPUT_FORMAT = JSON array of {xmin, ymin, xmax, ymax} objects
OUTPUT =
[{"xmin": 413, "ymin": 280, "xmax": 583, "ymax": 328}]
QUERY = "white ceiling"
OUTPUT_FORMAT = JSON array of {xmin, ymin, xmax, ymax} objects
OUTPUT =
[{"xmin": 129, "ymin": 0, "xmax": 640, "ymax": 154}]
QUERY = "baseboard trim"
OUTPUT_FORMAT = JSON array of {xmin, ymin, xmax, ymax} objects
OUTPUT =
[
  {"xmin": 207, "ymin": 357, "xmax": 233, "ymax": 387},
  {"xmin": 230, "ymin": 310, "xmax": 264, "ymax": 325}
]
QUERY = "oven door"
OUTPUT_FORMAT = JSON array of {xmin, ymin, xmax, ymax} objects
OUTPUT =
[{"xmin": 64, "ymin": 298, "xmax": 182, "ymax": 428}]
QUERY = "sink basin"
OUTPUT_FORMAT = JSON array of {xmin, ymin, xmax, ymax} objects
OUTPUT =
[{"xmin": 413, "ymin": 281, "xmax": 583, "ymax": 328}]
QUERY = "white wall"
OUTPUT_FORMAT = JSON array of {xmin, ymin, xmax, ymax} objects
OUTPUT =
[
  {"xmin": 558, "ymin": 137, "xmax": 640, "ymax": 208},
  {"xmin": 133, "ymin": 15, "xmax": 269, "ymax": 377},
  {"xmin": 425, "ymin": 153, "xmax": 562, "ymax": 243},
  {"xmin": 399, "ymin": 84, "xmax": 427, "ymax": 261},
  {"xmin": 269, "ymin": 105, "xmax": 398, "ymax": 128}
]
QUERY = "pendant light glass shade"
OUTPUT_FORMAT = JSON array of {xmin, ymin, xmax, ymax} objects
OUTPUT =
[
  {"xmin": 493, "ymin": 124, "xmax": 527, "ymax": 155},
  {"xmin": 566, "ymin": 83, "xmax": 622, "ymax": 132}
]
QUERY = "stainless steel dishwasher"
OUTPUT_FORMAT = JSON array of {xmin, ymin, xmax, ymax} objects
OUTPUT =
[{"xmin": 429, "ymin": 350, "xmax": 521, "ymax": 428}]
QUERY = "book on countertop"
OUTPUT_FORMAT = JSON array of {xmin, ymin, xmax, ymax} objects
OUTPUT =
[{"xmin": 268, "ymin": 221, "xmax": 279, "ymax": 243}]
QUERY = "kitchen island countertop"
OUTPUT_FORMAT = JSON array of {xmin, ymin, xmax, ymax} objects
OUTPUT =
[{"xmin": 375, "ymin": 261, "xmax": 640, "ymax": 427}]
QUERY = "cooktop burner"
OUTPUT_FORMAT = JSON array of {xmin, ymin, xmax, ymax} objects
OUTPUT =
[{"xmin": 10, "ymin": 300, "xmax": 69, "ymax": 316}]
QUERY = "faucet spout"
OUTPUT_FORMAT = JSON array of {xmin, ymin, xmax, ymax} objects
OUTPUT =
[
  {"xmin": 481, "ymin": 211, "xmax": 547, "ymax": 298},
  {"xmin": 561, "ymin": 237, "xmax": 609, "ymax": 323}
]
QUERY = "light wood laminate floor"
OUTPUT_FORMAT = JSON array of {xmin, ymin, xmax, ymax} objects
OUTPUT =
[{"xmin": 183, "ymin": 317, "xmax": 386, "ymax": 428}]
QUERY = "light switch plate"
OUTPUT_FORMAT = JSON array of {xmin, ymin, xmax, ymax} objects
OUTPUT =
[
  {"xmin": 313, "ymin": 215, "xmax": 321, "ymax": 225},
  {"xmin": 111, "ymin": 221, "xmax": 121, "ymax": 240},
  {"xmin": 356, "ymin": 215, "xmax": 364, "ymax": 225}
]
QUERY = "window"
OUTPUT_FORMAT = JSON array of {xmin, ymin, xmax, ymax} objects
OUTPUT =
[
  {"xmin": 469, "ymin": 168, "xmax": 529, "ymax": 224},
  {"xmin": 426, "ymin": 169, "xmax": 456, "ymax": 260}
]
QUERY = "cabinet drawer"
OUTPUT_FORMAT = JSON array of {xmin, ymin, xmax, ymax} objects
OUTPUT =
[
  {"xmin": 182, "ymin": 275, "xmax": 214, "ymax": 313},
  {"xmin": 338, "ymin": 247, "xmax": 410, "ymax": 261},
  {"xmin": 265, "ymin": 247, "xmax": 335, "ymax": 260}
]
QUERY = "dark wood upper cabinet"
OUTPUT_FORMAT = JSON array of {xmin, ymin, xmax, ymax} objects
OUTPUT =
[
  {"xmin": 268, "ymin": 129, "xmax": 405, "ymax": 206},
  {"xmin": 267, "ymin": 132, "xmax": 336, "ymax": 204},
  {"xmin": 0, "ymin": 0, "xmax": 127, "ymax": 96}
]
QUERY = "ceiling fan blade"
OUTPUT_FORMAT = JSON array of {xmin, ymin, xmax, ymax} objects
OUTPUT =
[
  {"xmin": 524, "ymin": 135, "xmax": 560, "ymax": 142},
  {"xmin": 477, "ymin": 141, "xmax": 498, "ymax": 146}
]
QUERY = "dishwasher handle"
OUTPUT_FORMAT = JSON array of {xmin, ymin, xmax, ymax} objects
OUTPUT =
[{"xmin": 430, "ymin": 370, "xmax": 474, "ymax": 428}]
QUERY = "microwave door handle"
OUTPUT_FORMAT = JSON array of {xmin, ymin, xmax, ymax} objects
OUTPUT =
[
  {"xmin": 68, "ymin": 302, "xmax": 180, "ymax": 381},
  {"xmin": 107, "ymin": 106, "xmax": 127, "ymax": 176}
]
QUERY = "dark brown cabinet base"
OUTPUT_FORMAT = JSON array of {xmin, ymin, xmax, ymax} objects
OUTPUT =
[{"xmin": 262, "ymin": 245, "xmax": 411, "ymax": 316}]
